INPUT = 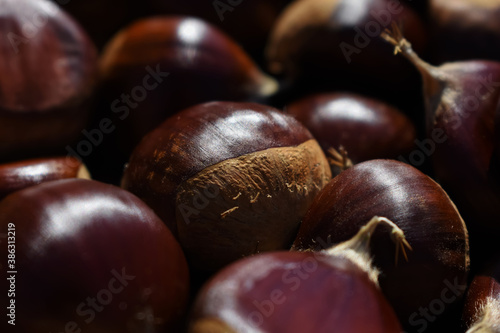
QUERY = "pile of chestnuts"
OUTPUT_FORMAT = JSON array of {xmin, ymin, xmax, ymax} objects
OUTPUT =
[{"xmin": 1, "ymin": 0, "xmax": 500, "ymax": 332}]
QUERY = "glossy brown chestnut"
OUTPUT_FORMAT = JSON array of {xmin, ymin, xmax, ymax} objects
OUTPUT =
[
  {"xmin": 122, "ymin": 101, "xmax": 332, "ymax": 273},
  {"xmin": 293, "ymin": 159, "xmax": 470, "ymax": 330},
  {"xmin": 286, "ymin": 92, "xmax": 417, "ymax": 165},
  {"xmin": 0, "ymin": 178, "xmax": 189, "ymax": 333},
  {"xmin": 0, "ymin": 156, "xmax": 90, "ymax": 200},
  {"xmin": 429, "ymin": 0, "xmax": 500, "ymax": 64},
  {"xmin": 0, "ymin": 0, "xmax": 98, "ymax": 161},
  {"xmin": 266, "ymin": 0, "xmax": 427, "ymax": 96},
  {"xmin": 98, "ymin": 16, "xmax": 278, "ymax": 155},
  {"xmin": 189, "ymin": 217, "xmax": 406, "ymax": 333},
  {"xmin": 463, "ymin": 257, "xmax": 500, "ymax": 331}
]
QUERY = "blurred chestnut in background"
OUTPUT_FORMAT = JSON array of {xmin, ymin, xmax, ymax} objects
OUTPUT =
[
  {"xmin": 0, "ymin": 156, "xmax": 89, "ymax": 200},
  {"xmin": 136, "ymin": 0, "xmax": 291, "ymax": 64},
  {"xmin": 0, "ymin": 0, "xmax": 98, "ymax": 162},
  {"xmin": 286, "ymin": 92, "xmax": 416, "ymax": 170},
  {"xmin": 429, "ymin": 0, "xmax": 500, "ymax": 64},
  {"xmin": 266, "ymin": 0, "xmax": 427, "ymax": 102},
  {"xmin": 122, "ymin": 101, "xmax": 331, "ymax": 274},
  {"xmin": 98, "ymin": 16, "xmax": 278, "ymax": 157},
  {"xmin": 293, "ymin": 159, "xmax": 470, "ymax": 330},
  {"xmin": 0, "ymin": 179, "xmax": 189, "ymax": 333}
]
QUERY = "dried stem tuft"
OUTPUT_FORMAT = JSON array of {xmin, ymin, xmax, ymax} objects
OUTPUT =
[{"xmin": 327, "ymin": 146, "xmax": 353, "ymax": 172}]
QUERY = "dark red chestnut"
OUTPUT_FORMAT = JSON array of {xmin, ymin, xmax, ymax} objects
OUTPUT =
[
  {"xmin": 266, "ymin": 0, "xmax": 427, "ymax": 96},
  {"xmin": 0, "ymin": 156, "xmax": 89, "ymax": 200},
  {"xmin": 429, "ymin": 0, "xmax": 500, "ymax": 64},
  {"xmin": 0, "ymin": 0, "xmax": 98, "ymax": 161},
  {"xmin": 463, "ymin": 257, "xmax": 500, "ymax": 332},
  {"xmin": 98, "ymin": 16, "xmax": 278, "ymax": 155},
  {"xmin": 286, "ymin": 92, "xmax": 417, "ymax": 167},
  {"xmin": 189, "ymin": 216, "xmax": 408, "ymax": 333},
  {"xmin": 121, "ymin": 101, "xmax": 332, "ymax": 273},
  {"xmin": 293, "ymin": 159, "xmax": 470, "ymax": 331},
  {"xmin": 0, "ymin": 178, "xmax": 189, "ymax": 333}
]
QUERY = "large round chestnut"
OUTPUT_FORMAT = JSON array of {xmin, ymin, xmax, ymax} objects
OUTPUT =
[
  {"xmin": 293, "ymin": 159, "xmax": 470, "ymax": 329},
  {"xmin": 99, "ymin": 16, "xmax": 278, "ymax": 155},
  {"xmin": 429, "ymin": 0, "xmax": 500, "ymax": 64},
  {"xmin": 286, "ymin": 92, "xmax": 416, "ymax": 165},
  {"xmin": 0, "ymin": 156, "xmax": 90, "ymax": 200},
  {"xmin": 0, "ymin": 0, "xmax": 98, "ymax": 161},
  {"xmin": 266, "ymin": 0, "xmax": 427, "ymax": 94},
  {"xmin": 122, "ymin": 101, "xmax": 332, "ymax": 273},
  {"xmin": 0, "ymin": 178, "xmax": 189, "ymax": 333}
]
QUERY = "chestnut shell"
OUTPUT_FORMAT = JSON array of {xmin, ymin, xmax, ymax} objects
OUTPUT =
[{"xmin": 293, "ymin": 159, "xmax": 470, "ymax": 327}]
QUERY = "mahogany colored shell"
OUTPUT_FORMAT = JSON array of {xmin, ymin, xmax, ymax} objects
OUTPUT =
[
  {"xmin": 0, "ymin": 178, "xmax": 189, "ymax": 333},
  {"xmin": 190, "ymin": 251, "xmax": 402, "ymax": 333},
  {"xmin": 0, "ymin": 0, "xmax": 97, "ymax": 160},
  {"xmin": 293, "ymin": 159, "xmax": 469, "ymax": 326}
]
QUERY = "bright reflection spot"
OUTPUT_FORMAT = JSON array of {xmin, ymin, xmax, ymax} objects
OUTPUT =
[
  {"xmin": 17, "ymin": 164, "xmax": 51, "ymax": 182},
  {"xmin": 334, "ymin": 0, "xmax": 371, "ymax": 26},
  {"xmin": 321, "ymin": 99, "xmax": 378, "ymax": 123},
  {"xmin": 176, "ymin": 19, "xmax": 206, "ymax": 45}
]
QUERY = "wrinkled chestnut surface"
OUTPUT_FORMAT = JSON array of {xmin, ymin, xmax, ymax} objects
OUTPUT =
[
  {"xmin": 0, "ymin": 156, "xmax": 89, "ymax": 200},
  {"xmin": 190, "ymin": 251, "xmax": 402, "ymax": 333},
  {"xmin": 293, "ymin": 160, "xmax": 469, "ymax": 327},
  {"xmin": 122, "ymin": 101, "xmax": 331, "ymax": 273},
  {"xmin": 0, "ymin": 0, "xmax": 98, "ymax": 161},
  {"xmin": 0, "ymin": 178, "xmax": 189, "ymax": 333},
  {"xmin": 286, "ymin": 92, "xmax": 416, "ymax": 163}
]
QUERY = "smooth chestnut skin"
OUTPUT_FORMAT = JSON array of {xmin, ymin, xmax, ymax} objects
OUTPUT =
[
  {"xmin": 293, "ymin": 160, "xmax": 470, "ymax": 328},
  {"xmin": 429, "ymin": 0, "xmax": 500, "ymax": 64},
  {"xmin": 0, "ymin": 156, "xmax": 89, "ymax": 200},
  {"xmin": 0, "ymin": 178, "xmax": 189, "ymax": 333},
  {"xmin": 463, "ymin": 257, "xmax": 500, "ymax": 329},
  {"xmin": 99, "ymin": 16, "xmax": 278, "ymax": 155},
  {"xmin": 122, "ymin": 101, "xmax": 332, "ymax": 273},
  {"xmin": 190, "ymin": 251, "xmax": 402, "ymax": 333},
  {"xmin": 0, "ymin": 0, "xmax": 98, "ymax": 161},
  {"xmin": 286, "ymin": 92, "xmax": 417, "ymax": 164},
  {"xmin": 266, "ymin": 0, "xmax": 427, "ymax": 94}
]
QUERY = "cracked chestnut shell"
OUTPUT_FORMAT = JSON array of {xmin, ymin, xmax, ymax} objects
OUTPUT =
[
  {"xmin": 122, "ymin": 101, "xmax": 332, "ymax": 273},
  {"xmin": 0, "ymin": 178, "xmax": 189, "ymax": 333},
  {"xmin": 293, "ymin": 159, "xmax": 470, "ymax": 329},
  {"xmin": 99, "ymin": 16, "xmax": 278, "ymax": 155},
  {"xmin": 0, "ymin": 0, "xmax": 98, "ymax": 161},
  {"xmin": 0, "ymin": 156, "xmax": 90, "ymax": 200}
]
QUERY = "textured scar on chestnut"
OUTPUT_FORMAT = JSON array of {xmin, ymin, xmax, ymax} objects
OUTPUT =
[{"xmin": 121, "ymin": 101, "xmax": 332, "ymax": 274}]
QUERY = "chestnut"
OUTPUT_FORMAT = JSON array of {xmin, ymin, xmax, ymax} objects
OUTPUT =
[
  {"xmin": 463, "ymin": 257, "xmax": 500, "ymax": 332},
  {"xmin": 0, "ymin": 156, "xmax": 89, "ymax": 200},
  {"xmin": 121, "ymin": 101, "xmax": 332, "ymax": 273},
  {"xmin": 286, "ymin": 92, "xmax": 417, "ymax": 168},
  {"xmin": 293, "ymin": 159, "xmax": 470, "ymax": 331},
  {"xmin": 0, "ymin": 178, "xmax": 189, "ymax": 333},
  {"xmin": 0, "ymin": 0, "xmax": 98, "ymax": 161},
  {"xmin": 429, "ymin": 0, "xmax": 500, "ymax": 64},
  {"xmin": 98, "ymin": 16, "xmax": 278, "ymax": 155},
  {"xmin": 189, "ymin": 216, "xmax": 408, "ymax": 332},
  {"xmin": 266, "ymin": 0, "xmax": 427, "ymax": 98}
]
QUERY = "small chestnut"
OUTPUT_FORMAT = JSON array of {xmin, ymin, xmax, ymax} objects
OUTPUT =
[
  {"xmin": 293, "ymin": 159, "xmax": 470, "ymax": 330},
  {"xmin": 0, "ymin": 156, "xmax": 90, "ymax": 200},
  {"xmin": 122, "ymin": 101, "xmax": 332, "ymax": 273},
  {"xmin": 0, "ymin": 178, "xmax": 189, "ymax": 333},
  {"xmin": 0, "ymin": 0, "xmax": 98, "ymax": 161}
]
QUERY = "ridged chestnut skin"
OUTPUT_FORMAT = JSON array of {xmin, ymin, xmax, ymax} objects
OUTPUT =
[
  {"xmin": 293, "ymin": 160, "xmax": 470, "ymax": 329},
  {"xmin": 286, "ymin": 92, "xmax": 416, "ymax": 164},
  {"xmin": 429, "ymin": 0, "xmax": 500, "ymax": 64},
  {"xmin": 0, "ymin": 156, "xmax": 89, "ymax": 200},
  {"xmin": 189, "ymin": 251, "xmax": 402, "ymax": 333},
  {"xmin": 122, "ymin": 101, "xmax": 332, "ymax": 273},
  {"xmin": 0, "ymin": 0, "xmax": 98, "ymax": 161},
  {"xmin": 462, "ymin": 256, "xmax": 500, "ymax": 329},
  {"xmin": 266, "ymin": 0, "xmax": 427, "ymax": 94},
  {"xmin": 0, "ymin": 178, "xmax": 189, "ymax": 333},
  {"xmin": 98, "ymin": 16, "xmax": 278, "ymax": 155}
]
